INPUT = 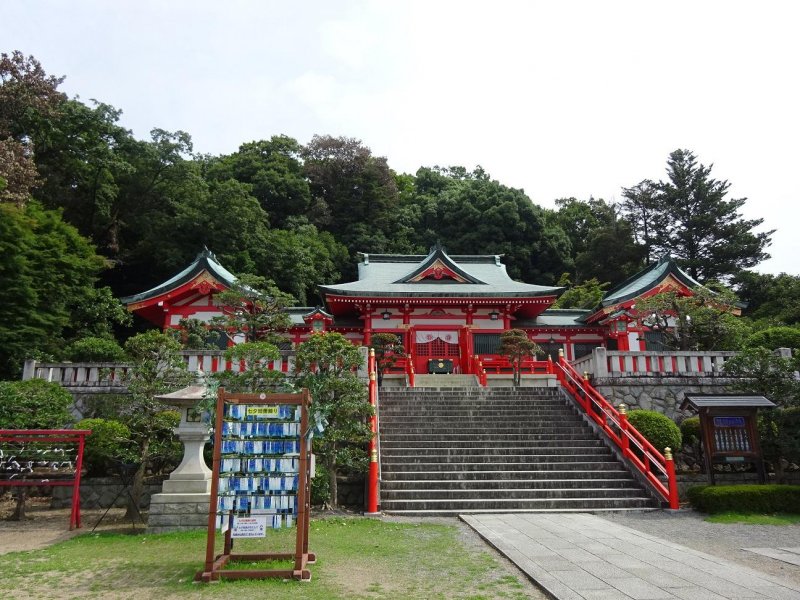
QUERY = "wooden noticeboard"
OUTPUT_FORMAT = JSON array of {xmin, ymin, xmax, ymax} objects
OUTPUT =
[{"xmin": 195, "ymin": 388, "xmax": 315, "ymax": 583}]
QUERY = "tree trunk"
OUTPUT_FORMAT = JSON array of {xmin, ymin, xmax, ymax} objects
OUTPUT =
[
  {"xmin": 328, "ymin": 460, "xmax": 338, "ymax": 509},
  {"xmin": 10, "ymin": 487, "xmax": 28, "ymax": 521},
  {"xmin": 126, "ymin": 440, "xmax": 149, "ymax": 519}
]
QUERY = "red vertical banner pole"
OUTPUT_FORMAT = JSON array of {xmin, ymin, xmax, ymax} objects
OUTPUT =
[
  {"xmin": 71, "ymin": 432, "xmax": 86, "ymax": 530},
  {"xmin": 366, "ymin": 348, "xmax": 379, "ymax": 514},
  {"xmin": 664, "ymin": 447, "xmax": 679, "ymax": 510}
]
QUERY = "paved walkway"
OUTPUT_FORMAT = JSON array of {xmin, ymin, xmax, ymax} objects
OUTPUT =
[{"xmin": 462, "ymin": 513, "xmax": 800, "ymax": 600}]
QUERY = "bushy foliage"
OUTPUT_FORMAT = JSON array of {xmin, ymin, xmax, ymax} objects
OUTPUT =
[
  {"xmin": 723, "ymin": 347, "xmax": 800, "ymax": 408},
  {"xmin": 295, "ymin": 333, "xmax": 373, "ymax": 508},
  {"xmin": 212, "ymin": 341, "xmax": 284, "ymax": 392},
  {"xmin": 627, "ymin": 410, "xmax": 682, "ymax": 453},
  {"xmin": 75, "ymin": 418, "xmax": 135, "ymax": 476},
  {"xmin": 744, "ymin": 327, "xmax": 800, "ymax": 351},
  {"xmin": 679, "ymin": 416, "xmax": 701, "ymax": 447},
  {"xmin": 687, "ymin": 484, "xmax": 800, "ymax": 514},
  {"xmin": 67, "ymin": 337, "xmax": 126, "ymax": 362},
  {"xmin": 759, "ymin": 407, "xmax": 800, "ymax": 481},
  {"xmin": 0, "ymin": 379, "xmax": 74, "ymax": 429}
]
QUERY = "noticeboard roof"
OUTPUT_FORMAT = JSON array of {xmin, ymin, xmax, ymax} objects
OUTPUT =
[{"xmin": 680, "ymin": 394, "xmax": 776, "ymax": 411}]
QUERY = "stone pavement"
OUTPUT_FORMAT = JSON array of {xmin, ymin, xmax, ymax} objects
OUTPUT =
[{"xmin": 461, "ymin": 513, "xmax": 800, "ymax": 600}]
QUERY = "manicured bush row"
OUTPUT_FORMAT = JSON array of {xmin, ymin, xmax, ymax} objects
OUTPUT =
[{"xmin": 687, "ymin": 484, "xmax": 800, "ymax": 514}]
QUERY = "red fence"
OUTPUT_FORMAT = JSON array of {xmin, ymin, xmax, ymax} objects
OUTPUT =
[
  {"xmin": 552, "ymin": 355, "xmax": 679, "ymax": 509},
  {"xmin": 0, "ymin": 429, "xmax": 91, "ymax": 529}
]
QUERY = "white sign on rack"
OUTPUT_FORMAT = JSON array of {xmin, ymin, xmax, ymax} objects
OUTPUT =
[{"xmin": 231, "ymin": 515, "xmax": 267, "ymax": 538}]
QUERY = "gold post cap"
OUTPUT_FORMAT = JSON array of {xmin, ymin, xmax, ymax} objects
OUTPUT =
[
  {"xmin": 583, "ymin": 371, "xmax": 590, "ymax": 380},
  {"xmin": 369, "ymin": 348, "xmax": 375, "ymax": 356},
  {"xmin": 664, "ymin": 447, "xmax": 673, "ymax": 460},
  {"xmin": 558, "ymin": 348, "xmax": 564, "ymax": 357},
  {"xmin": 618, "ymin": 403, "xmax": 627, "ymax": 415}
]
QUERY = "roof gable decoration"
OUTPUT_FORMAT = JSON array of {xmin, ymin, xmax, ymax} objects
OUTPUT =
[{"xmin": 394, "ymin": 243, "xmax": 486, "ymax": 285}]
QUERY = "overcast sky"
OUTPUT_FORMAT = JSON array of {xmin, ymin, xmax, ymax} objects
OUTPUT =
[{"xmin": 4, "ymin": 1, "xmax": 799, "ymax": 275}]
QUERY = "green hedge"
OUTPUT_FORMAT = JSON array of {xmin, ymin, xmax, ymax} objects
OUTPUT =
[
  {"xmin": 627, "ymin": 409, "xmax": 682, "ymax": 453},
  {"xmin": 687, "ymin": 484, "xmax": 800, "ymax": 513}
]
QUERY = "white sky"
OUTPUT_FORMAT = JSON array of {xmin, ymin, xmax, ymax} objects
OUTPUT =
[{"xmin": 4, "ymin": 0, "xmax": 799, "ymax": 275}]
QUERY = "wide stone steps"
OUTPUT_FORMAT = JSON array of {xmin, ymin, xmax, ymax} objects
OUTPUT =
[
  {"xmin": 379, "ymin": 387, "xmax": 657, "ymax": 514},
  {"xmin": 385, "ymin": 469, "xmax": 634, "ymax": 481},
  {"xmin": 385, "ymin": 478, "xmax": 641, "ymax": 490},
  {"xmin": 381, "ymin": 497, "xmax": 655, "ymax": 513},
  {"xmin": 383, "ymin": 488, "xmax": 647, "ymax": 500},
  {"xmin": 382, "ymin": 461, "xmax": 625, "ymax": 472}
]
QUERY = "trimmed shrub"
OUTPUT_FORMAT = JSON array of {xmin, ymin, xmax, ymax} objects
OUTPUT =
[
  {"xmin": 627, "ymin": 409, "xmax": 682, "ymax": 454},
  {"xmin": 679, "ymin": 416, "xmax": 701, "ymax": 447},
  {"xmin": 67, "ymin": 337, "xmax": 127, "ymax": 362},
  {"xmin": 75, "ymin": 418, "xmax": 135, "ymax": 476},
  {"xmin": 688, "ymin": 484, "xmax": 800, "ymax": 514},
  {"xmin": 0, "ymin": 379, "xmax": 74, "ymax": 429}
]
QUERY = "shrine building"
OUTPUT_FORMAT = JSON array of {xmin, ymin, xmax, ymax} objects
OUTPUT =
[{"xmin": 122, "ymin": 245, "xmax": 705, "ymax": 374}]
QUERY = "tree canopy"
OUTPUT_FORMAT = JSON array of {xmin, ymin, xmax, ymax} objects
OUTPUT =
[
  {"xmin": 0, "ymin": 52, "xmax": 784, "ymax": 377},
  {"xmin": 621, "ymin": 150, "xmax": 772, "ymax": 282}
]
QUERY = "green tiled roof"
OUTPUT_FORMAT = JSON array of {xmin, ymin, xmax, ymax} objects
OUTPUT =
[
  {"xmin": 600, "ymin": 256, "xmax": 702, "ymax": 307},
  {"xmin": 121, "ymin": 247, "xmax": 238, "ymax": 305},
  {"xmin": 320, "ymin": 245, "xmax": 563, "ymax": 298}
]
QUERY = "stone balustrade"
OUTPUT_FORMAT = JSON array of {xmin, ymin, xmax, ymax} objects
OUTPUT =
[
  {"xmin": 22, "ymin": 350, "xmax": 296, "ymax": 393},
  {"xmin": 571, "ymin": 347, "xmax": 738, "ymax": 378}
]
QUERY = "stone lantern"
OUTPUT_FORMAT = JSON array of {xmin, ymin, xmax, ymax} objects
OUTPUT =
[{"xmin": 147, "ymin": 375, "xmax": 212, "ymax": 533}]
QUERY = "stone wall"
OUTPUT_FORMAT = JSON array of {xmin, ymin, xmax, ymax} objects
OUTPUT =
[
  {"xmin": 51, "ymin": 477, "xmax": 165, "ymax": 509},
  {"xmin": 594, "ymin": 376, "xmax": 736, "ymax": 420}
]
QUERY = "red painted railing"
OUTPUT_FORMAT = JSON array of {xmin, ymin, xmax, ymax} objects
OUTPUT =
[
  {"xmin": 480, "ymin": 357, "xmax": 551, "ymax": 375},
  {"xmin": 0, "ymin": 429, "xmax": 91, "ymax": 529},
  {"xmin": 553, "ymin": 354, "xmax": 679, "ymax": 509}
]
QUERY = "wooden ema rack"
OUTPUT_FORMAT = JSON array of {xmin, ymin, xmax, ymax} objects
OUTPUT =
[
  {"xmin": 0, "ymin": 429, "xmax": 91, "ymax": 530},
  {"xmin": 195, "ymin": 388, "xmax": 315, "ymax": 583}
]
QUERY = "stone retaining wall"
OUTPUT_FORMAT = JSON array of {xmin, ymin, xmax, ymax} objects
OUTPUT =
[
  {"xmin": 594, "ymin": 376, "xmax": 736, "ymax": 420},
  {"xmin": 51, "ymin": 477, "xmax": 165, "ymax": 509}
]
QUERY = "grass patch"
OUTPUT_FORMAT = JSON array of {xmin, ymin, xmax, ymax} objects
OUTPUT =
[
  {"xmin": 705, "ymin": 512, "xmax": 800, "ymax": 525},
  {"xmin": 0, "ymin": 517, "xmax": 535, "ymax": 599}
]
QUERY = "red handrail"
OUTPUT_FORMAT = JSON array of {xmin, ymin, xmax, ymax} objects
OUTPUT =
[{"xmin": 553, "ymin": 355, "xmax": 679, "ymax": 509}]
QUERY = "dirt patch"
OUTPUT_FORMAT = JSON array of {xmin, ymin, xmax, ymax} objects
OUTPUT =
[{"xmin": 0, "ymin": 494, "xmax": 146, "ymax": 555}]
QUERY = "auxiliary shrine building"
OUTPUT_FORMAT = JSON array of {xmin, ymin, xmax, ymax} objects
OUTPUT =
[{"xmin": 122, "ymin": 245, "xmax": 703, "ymax": 373}]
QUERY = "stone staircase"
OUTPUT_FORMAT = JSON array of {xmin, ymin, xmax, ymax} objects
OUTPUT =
[{"xmin": 378, "ymin": 387, "xmax": 658, "ymax": 515}]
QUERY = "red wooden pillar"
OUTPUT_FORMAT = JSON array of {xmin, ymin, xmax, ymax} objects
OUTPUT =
[
  {"xmin": 363, "ymin": 305, "xmax": 373, "ymax": 347},
  {"xmin": 366, "ymin": 348, "xmax": 379, "ymax": 514},
  {"xmin": 665, "ymin": 447, "xmax": 679, "ymax": 510}
]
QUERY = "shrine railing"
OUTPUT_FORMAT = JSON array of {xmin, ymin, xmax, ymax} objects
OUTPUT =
[
  {"xmin": 22, "ymin": 350, "xmax": 296, "ymax": 391},
  {"xmin": 553, "ymin": 352, "xmax": 679, "ymax": 509},
  {"xmin": 572, "ymin": 347, "xmax": 737, "ymax": 378}
]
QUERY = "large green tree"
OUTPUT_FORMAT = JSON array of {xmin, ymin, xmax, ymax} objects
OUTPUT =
[
  {"xmin": 294, "ymin": 333, "xmax": 373, "ymax": 508},
  {"xmin": 734, "ymin": 271, "xmax": 800, "ymax": 327},
  {"xmin": 0, "ymin": 202, "xmax": 113, "ymax": 378},
  {"xmin": 549, "ymin": 197, "xmax": 643, "ymax": 285},
  {"xmin": 622, "ymin": 150, "xmax": 772, "ymax": 281}
]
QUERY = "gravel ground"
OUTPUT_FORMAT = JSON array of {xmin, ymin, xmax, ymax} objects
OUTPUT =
[{"xmin": 599, "ymin": 509, "xmax": 800, "ymax": 585}]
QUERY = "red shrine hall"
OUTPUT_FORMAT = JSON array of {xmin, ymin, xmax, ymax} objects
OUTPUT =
[{"xmin": 122, "ymin": 244, "xmax": 706, "ymax": 374}]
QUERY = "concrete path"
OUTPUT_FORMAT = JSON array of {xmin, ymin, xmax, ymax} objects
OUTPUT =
[{"xmin": 462, "ymin": 513, "xmax": 800, "ymax": 600}]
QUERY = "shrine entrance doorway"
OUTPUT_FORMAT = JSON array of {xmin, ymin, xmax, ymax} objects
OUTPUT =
[{"xmin": 414, "ymin": 330, "xmax": 461, "ymax": 374}]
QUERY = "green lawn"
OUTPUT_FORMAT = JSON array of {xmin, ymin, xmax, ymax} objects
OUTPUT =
[
  {"xmin": 0, "ymin": 517, "xmax": 535, "ymax": 599},
  {"xmin": 705, "ymin": 512, "xmax": 800, "ymax": 525}
]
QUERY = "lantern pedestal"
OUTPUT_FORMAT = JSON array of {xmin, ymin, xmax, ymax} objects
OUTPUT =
[{"xmin": 148, "ymin": 390, "xmax": 213, "ymax": 533}]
